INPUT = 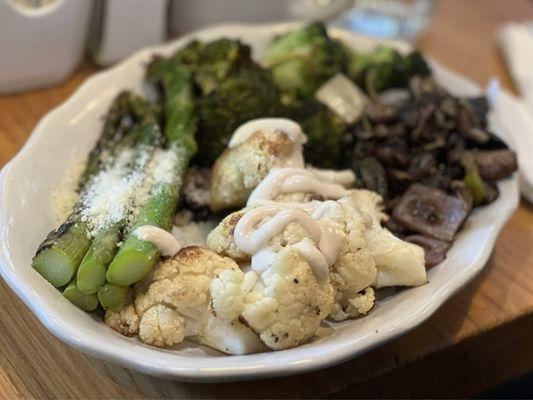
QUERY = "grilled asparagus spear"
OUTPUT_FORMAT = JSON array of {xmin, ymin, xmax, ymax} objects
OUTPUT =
[
  {"xmin": 106, "ymin": 61, "xmax": 197, "ymax": 287},
  {"xmin": 32, "ymin": 93, "xmax": 152, "ymax": 288},
  {"xmin": 63, "ymin": 279, "xmax": 98, "ymax": 312},
  {"xmin": 97, "ymin": 283, "xmax": 129, "ymax": 310},
  {"xmin": 76, "ymin": 114, "xmax": 163, "ymax": 295}
]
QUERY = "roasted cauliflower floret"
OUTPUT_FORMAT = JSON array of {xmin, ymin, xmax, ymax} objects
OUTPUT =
[
  {"xmin": 342, "ymin": 190, "xmax": 427, "ymax": 288},
  {"xmin": 201, "ymin": 310, "xmax": 267, "ymax": 355},
  {"xmin": 134, "ymin": 246, "xmax": 239, "ymax": 340},
  {"xmin": 211, "ymin": 247, "xmax": 334, "ymax": 350},
  {"xmin": 105, "ymin": 302, "xmax": 139, "ymax": 336},
  {"xmin": 138, "ymin": 304, "xmax": 186, "ymax": 347},
  {"xmin": 208, "ymin": 199, "xmax": 380, "ymax": 323},
  {"xmin": 344, "ymin": 287, "xmax": 375, "ymax": 316},
  {"xmin": 105, "ymin": 246, "xmax": 240, "ymax": 348},
  {"xmin": 206, "ymin": 209, "xmax": 249, "ymax": 261},
  {"xmin": 345, "ymin": 189, "xmax": 388, "ymax": 223},
  {"xmin": 210, "ymin": 130, "xmax": 297, "ymax": 212},
  {"xmin": 207, "ymin": 209, "xmax": 312, "ymax": 262},
  {"xmin": 316, "ymin": 201, "xmax": 377, "ymax": 321},
  {"xmin": 328, "ymin": 234, "xmax": 377, "ymax": 321},
  {"xmin": 365, "ymin": 227, "xmax": 427, "ymax": 288}
]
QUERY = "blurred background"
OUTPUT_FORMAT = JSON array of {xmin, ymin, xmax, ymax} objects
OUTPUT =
[{"xmin": 1, "ymin": 0, "xmax": 440, "ymax": 93}]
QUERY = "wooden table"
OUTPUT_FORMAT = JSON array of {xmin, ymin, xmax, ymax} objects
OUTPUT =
[{"xmin": 1, "ymin": 0, "xmax": 533, "ymax": 398}]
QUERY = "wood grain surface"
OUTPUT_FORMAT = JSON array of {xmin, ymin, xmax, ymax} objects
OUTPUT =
[{"xmin": 1, "ymin": 0, "xmax": 533, "ymax": 398}]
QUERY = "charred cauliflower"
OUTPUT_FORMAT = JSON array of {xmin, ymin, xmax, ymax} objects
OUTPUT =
[
  {"xmin": 206, "ymin": 209, "xmax": 249, "ymax": 261},
  {"xmin": 209, "ymin": 129, "xmax": 299, "ymax": 212},
  {"xmin": 207, "ymin": 188, "xmax": 426, "ymax": 323},
  {"xmin": 206, "ymin": 208, "xmax": 315, "ymax": 263},
  {"xmin": 210, "ymin": 247, "xmax": 334, "ymax": 350},
  {"xmin": 104, "ymin": 301, "xmax": 139, "ymax": 336},
  {"xmin": 206, "ymin": 198, "xmax": 378, "ymax": 323},
  {"xmin": 343, "ymin": 190, "xmax": 426, "ymax": 288},
  {"xmin": 106, "ymin": 246, "xmax": 265, "ymax": 354},
  {"xmin": 106, "ymin": 246, "xmax": 240, "ymax": 347},
  {"xmin": 317, "ymin": 200, "xmax": 378, "ymax": 321}
]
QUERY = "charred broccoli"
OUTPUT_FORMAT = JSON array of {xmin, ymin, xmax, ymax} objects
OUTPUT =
[
  {"xmin": 261, "ymin": 22, "xmax": 348, "ymax": 100},
  {"xmin": 347, "ymin": 46, "xmax": 431, "ymax": 97},
  {"xmin": 195, "ymin": 68, "xmax": 285, "ymax": 166},
  {"xmin": 146, "ymin": 40, "xmax": 203, "ymax": 90},
  {"xmin": 171, "ymin": 40, "xmax": 204, "ymax": 69},
  {"xmin": 290, "ymin": 99, "xmax": 345, "ymax": 168},
  {"xmin": 194, "ymin": 39, "xmax": 262, "ymax": 95},
  {"xmin": 147, "ymin": 38, "xmax": 285, "ymax": 167}
]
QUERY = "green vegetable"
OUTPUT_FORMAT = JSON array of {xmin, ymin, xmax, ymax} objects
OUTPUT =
[
  {"xmin": 107, "ymin": 183, "xmax": 180, "ymax": 286},
  {"xmin": 170, "ymin": 40, "xmax": 204, "ymax": 69},
  {"xmin": 76, "ymin": 109, "xmax": 163, "ymax": 295},
  {"xmin": 289, "ymin": 99, "xmax": 345, "ymax": 168},
  {"xmin": 403, "ymin": 50, "xmax": 431, "ymax": 76},
  {"xmin": 63, "ymin": 280, "xmax": 98, "ymax": 311},
  {"xmin": 195, "ymin": 68, "xmax": 284, "ymax": 166},
  {"xmin": 464, "ymin": 170, "xmax": 485, "ymax": 205},
  {"xmin": 347, "ymin": 46, "xmax": 431, "ymax": 97},
  {"xmin": 262, "ymin": 22, "xmax": 349, "ymax": 100},
  {"xmin": 147, "ymin": 40, "xmax": 204, "ymax": 85},
  {"xmin": 106, "ymin": 59, "xmax": 197, "ymax": 288},
  {"xmin": 461, "ymin": 152, "xmax": 485, "ymax": 205},
  {"xmin": 194, "ymin": 38, "xmax": 259, "ymax": 95},
  {"xmin": 82, "ymin": 92, "xmax": 154, "ymax": 182},
  {"xmin": 32, "ymin": 92, "xmax": 150, "ymax": 288},
  {"xmin": 97, "ymin": 283, "xmax": 129, "ymax": 310},
  {"xmin": 33, "ymin": 219, "xmax": 93, "ymax": 288}
]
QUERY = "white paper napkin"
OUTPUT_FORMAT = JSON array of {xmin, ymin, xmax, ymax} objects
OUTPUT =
[
  {"xmin": 487, "ymin": 79, "xmax": 533, "ymax": 202},
  {"xmin": 499, "ymin": 22, "xmax": 533, "ymax": 114}
]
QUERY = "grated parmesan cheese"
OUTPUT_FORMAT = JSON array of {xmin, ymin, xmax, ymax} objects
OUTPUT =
[
  {"xmin": 126, "ymin": 147, "xmax": 181, "ymax": 224},
  {"xmin": 80, "ymin": 149, "xmax": 136, "ymax": 236},
  {"xmin": 78, "ymin": 145, "xmax": 183, "ymax": 237},
  {"xmin": 51, "ymin": 159, "xmax": 84, "ymax": 223},
  {"xmin": 151, "ymin": 148, "xmax": 180, "ymax": 186}
]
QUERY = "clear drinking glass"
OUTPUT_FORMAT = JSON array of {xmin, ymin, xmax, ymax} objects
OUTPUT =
[{"xmin": 336, "ymin": 0, "xmax": 437, "ymax": 41}]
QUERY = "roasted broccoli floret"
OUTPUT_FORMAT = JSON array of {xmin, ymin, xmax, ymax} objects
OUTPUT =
[
  {"xmin": 403, "ymin": 50, "xmax": 431, "ymax": 77},
  {"xmin": 194, "ymin": 39, "xmax": 260, "ymax": 95},
  {"xmin": 261, "ymin": 22, "xmax": 349, "ymax": 100},
  {"xmin": 289, "ymin": 99, "xmax": 345, "ymax": 168},
  {"xmin": 195, "ymin": 68, "xmax": 284, "ymax": 166},
  {"xmin": 347, "ymin": 46, "xmax": 431, "ymax": 97},
  {"xmin": 146, "ymin": 40, "xmax": 204, "ymax": 94},
  {"xmin": 170, "ymin": 40, "xmax": 204, "ymax": 69}
]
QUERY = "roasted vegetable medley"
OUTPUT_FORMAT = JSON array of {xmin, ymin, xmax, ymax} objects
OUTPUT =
[{"xmin": 32, "ymin": 22, "xmax": 517, "ymax": 322}]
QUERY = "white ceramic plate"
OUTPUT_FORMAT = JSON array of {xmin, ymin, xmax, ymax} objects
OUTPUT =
[{"xmin": 0, "ymin": 22, "xmax": 519, "ymax": 382}]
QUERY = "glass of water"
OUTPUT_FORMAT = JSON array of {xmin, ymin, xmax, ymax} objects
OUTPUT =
[{"xmin": 336, "ymin": 0, "xmax": 437, "ymax": 41}]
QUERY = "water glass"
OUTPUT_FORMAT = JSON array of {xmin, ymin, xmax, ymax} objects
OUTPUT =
[{"xmin": 336, "ymin": 0, "xmax": 437, "ymax": 41}]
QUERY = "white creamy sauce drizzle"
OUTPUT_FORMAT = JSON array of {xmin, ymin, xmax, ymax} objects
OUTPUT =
[
  {"xmin": 306, "ymin": 167, "xmax": 356, "ymax": 188},
  {"xmin": 133, "ymin": 225, "xmax": 182, "ymax": 257},
  {"xmin": 247, "ymin": 167, "xmax": 348, "ymax": 206},
  {"xmin": 234, "ymin": 202, "xmax": 346, "ymax": 281},
  {"xmin": 230, "ymin": 117, "xmax": 360, "ymax": 281}
]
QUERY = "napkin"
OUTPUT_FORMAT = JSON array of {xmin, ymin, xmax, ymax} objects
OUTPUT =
[
  {"xmin": 499, "ymin": 22, "xmax": 533, "ymax": 114},
  {"xmin": 497, "ymin": 22, "xmax": 533, "ymax": 202},
  {"xmin": 486, "ymin": 79, "xmax": 533, "ymax": 202}
]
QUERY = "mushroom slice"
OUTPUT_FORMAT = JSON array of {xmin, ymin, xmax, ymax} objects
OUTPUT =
[
  {"xmin": 473, "ymin": 149, "xmax": 518, "ymax": 180},
  {"xmin": 405, "ymin": 235, "xmax": 451, "ymax": 267},
  {"xmin": 392, "ymin": 183, "xmax": 468, "ymax": 241}
]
